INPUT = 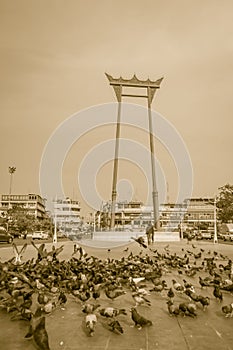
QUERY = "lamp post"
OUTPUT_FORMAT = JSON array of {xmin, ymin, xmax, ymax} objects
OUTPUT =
[
  {"xmin": 53, "ymin": 211, "xmax": 57, "ymax": 244},
  {"xmin": 206, "ymin": 197, "xmax": 218, "ymax": 244},
  {"xmin": 213, "ymin": 197, "xmax": 218, "ymax": 244},
  {"xmin": 93, "ymin": 212, "xmax": 96, "ymax": 233},
  {"xmin": 53, "ymin": 198, "xmax": 57, "ymax": 244}
]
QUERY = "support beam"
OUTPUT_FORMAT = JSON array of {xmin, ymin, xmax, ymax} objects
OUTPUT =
[
  {"xmin": 148, "ymin": 87, "xmax": 160, "ymax": 230},
  {"xmin": 110, "ymin": 93, "xmax": 122, "ymax": 229}
]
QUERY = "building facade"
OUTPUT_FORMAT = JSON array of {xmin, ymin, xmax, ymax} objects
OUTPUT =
[
  {"xmin": 0, "ymin": 194, "xmax": 46, "ymax": 219},
  {"xmin": 182, "ymin": 198, "xmax": 215, "ymax": 233},
  {"xmin": 96, "ymin": 198, "xmax": 215, "ymax": 233},
  {"xmin": 53, "ymin": 198, "xmax": 81, "ymax": 235}
]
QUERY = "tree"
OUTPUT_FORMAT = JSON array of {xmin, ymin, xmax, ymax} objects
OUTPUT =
[
  {"xmin": 216, "ymin": 184, "xmax": 233, "ymax": 223},
  {"xmin": 7, "ymin": 206, "xmax": 36, "ymax": 236}
]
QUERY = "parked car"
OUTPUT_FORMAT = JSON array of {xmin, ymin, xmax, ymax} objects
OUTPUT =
[
  {"xmin": 9, "ymin": 231, "xmax": 22, "ymax": 238},
  {"xmin": 0, "ymin": 231, "xmax": 13, "ymax": 243},
  {"xmin": 219, "ymin": 233, "xmax": 233, "ymax": 241},
  {"xmin": 196, "ymin": 231, "xmax": 212, "ymax": 240},
  {"xmin": 32, "ymin": 231, "xmax": 49, "ymax": 240},
  {"xmin": 57, "ymin": 231, "xmax": 67, "ymax": 238}
]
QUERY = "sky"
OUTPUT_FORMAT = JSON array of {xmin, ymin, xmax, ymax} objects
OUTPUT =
[{"xmin": 0, "ymin": 0, "xmax": 233, "ymax": 217}]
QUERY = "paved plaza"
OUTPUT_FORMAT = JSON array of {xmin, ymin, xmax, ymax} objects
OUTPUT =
[{"xmin": 0, "ymin": 239, "xmax": 233, "ymax": 350}]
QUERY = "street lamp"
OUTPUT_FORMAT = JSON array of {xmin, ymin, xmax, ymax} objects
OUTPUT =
[
  {"xmin": 213, "ymin": 197, "xmax": 218, "ymax": 244},
  {"xmin": 206, "ymin": 197, "xmax": 218, "ymax": 244},
  {"xmin": 53, "ymin": 211, "xmax": 57, "ymax": 244},
  {"xmin": 53, "ymin": 199, "xmax": 57, "ymax": 244}
]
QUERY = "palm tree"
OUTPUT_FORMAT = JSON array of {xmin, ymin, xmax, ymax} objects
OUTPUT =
[{"xmin": 8, "ymin": 166, "xmax": 16, "ymax": 195}]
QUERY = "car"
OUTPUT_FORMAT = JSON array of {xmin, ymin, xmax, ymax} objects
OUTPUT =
[
  {"xmin": 32, "ymin": 231, "xmax": 49, "ymax": 240},
  {"xmin": 221, "ymin": 233, "xmax": 233, "ymax": 241},
  {"xmin": 57, "ymin": 232, "xmax": 67, "ymax": 238},
  {"xmin": 9, "ymin": 231, "xmax": 21, "ymax": 238},
  {"xmin": 196, "ymin": 231, "xmax": 212, "ymax": 240},
  {"xmin": 0, "ymin": 231, "xmax": 13, "ymax": 243}
]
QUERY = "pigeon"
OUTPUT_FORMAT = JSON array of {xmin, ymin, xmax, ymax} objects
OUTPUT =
[
  {"xmin": 185, "ymin": 303, "xmax": 197, "ymax": 317},
  {"xmin": 197, "ymin": 296, "xmax": 210, "ymax": 311},
  {"xmin": 38, "ymin": 293, "xmax": 49, "ymax": 305},
  {"xmin": 47, "ymin": 245, "xmax": 64, "ymax": 260},
  {"xmin": 184, "ymin": 289, "xmax": 200, "ymax": 302},
  {"xmin": 132, "ymin": 292, "xmax": 151, "ymax": 307},
  {"xmin": 25, "ymin": 308, "xmax": 50, "ymax": 350},
  {"xmin": 129, "ymin": 276, "xmax": 145, "ymax": 287},
  {"xmin": 199, "ymin": 276, "xmax": 211, "ymax": 288},
  {"xmin": 33, "ymin": 316, "xmax": 50, "ymax": 350},
  {"xmin": 35, "ymin": 279, "xmax": 46, "ymax": 291},
  {"xmin": 164, "ymin": 244, "xmax": 170, "ymax": 252},
  {"xmin": 131, "ymin": 308, "xmax": 152, "ymax": 329},
  {"xmin": 74, "ymin": 290, "xmax": 91, "ymax": 302},
  {"xmin": 43, "ymin": 300, "xmax": 56, "ymax": 314},
  {"xmin": 58, "ymin": 290, "xmax": 67, "ymax": 306},
  {"xmin": 105, "ymin": 288, "xmax": 126, "ymax": 301},
  {"xmin": 222, "ymin": 303, "xmax": 233, "ymax": 317},
  {"xmin": 221, "ymin": 284, "xmax": 233, "ymax": 292},
  {"xmin": 136, "ymin": 287, "xmax": 150, "ymax": 296},
  {"xmin": 106, "ymin": 319, "xmax": 124, "ymax": 334},
  {"xmin": 85, "ymin": 313, "xmax": 97, "ymax": 337},
  {"xmin": 82, "ymin": 303, "xmax": 100, "ymax": 314},
  {"xmin": 99, "ymin": 307, "xmax": 127, "ymax": 317},
  {"xmin": 183, "ymin": 279, "xmax": 195, "ymax": 293},
  {"xmin": 179, "ymin": 302, "xmax": 197, "ymax": 317},
  {"xmin": 167, "ymin": 300, "xmax": 180, "ymax": 316},
  {"xmin": 92, "ymin": 285, "xmax": 101, "ymax": 300},
  {"xmin": 131, "ymin": 237, "xmax": 147, "ymax": 249},
  {"xmin": 149, "ymin": 280, "xmax": 167, "ymax": 292},
  {"xmin": 12, "ymin": 243, "xmax": 27, "ymax": 264},
  {"xmin": 213, "ymin": 285, "xmax": 223, "ymax": 302},
  {"xmin": 172, "ymin": 279, "xmax": 184, "ymax": 292},
  {"xmin": 167, "ymin": 287, "xmax": 175, "ymax": 299},
  {"xmin": 31, "ymin": 242, "xmax": 48, "ymax": 261}
]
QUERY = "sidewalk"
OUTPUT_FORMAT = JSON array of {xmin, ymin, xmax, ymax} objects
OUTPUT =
[{"xmin": 0, "ymin": 240, "xmax": 233, "ymax": 350}]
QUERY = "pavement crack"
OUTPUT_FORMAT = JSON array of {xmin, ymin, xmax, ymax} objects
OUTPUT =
[
  {"xmin": 176, "ymin": 318, "xmax": 191, "ymax": 350},
  {"xmin": 104, "ymin": 336, "xmax": 111, "ymax": 350}
]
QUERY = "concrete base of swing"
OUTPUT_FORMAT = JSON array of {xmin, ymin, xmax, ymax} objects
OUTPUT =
[{"xmin": 92, "ymin": 230, "xmax": 180, "ymax": 242}]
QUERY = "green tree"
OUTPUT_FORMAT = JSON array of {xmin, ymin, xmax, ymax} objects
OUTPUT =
[{"xmin": 216, "ymin": 184, "xmax": 233, "ymax": 223}]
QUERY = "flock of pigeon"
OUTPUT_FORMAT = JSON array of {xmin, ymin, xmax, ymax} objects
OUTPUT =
[{"xmin": 0, "ymin": 237, "xmax": 233, "ymax": 350}]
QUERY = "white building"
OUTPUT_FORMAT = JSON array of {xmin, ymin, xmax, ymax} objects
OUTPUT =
[{"xmin": 53, "ymin": 198, "xmax": 81, "ymax": 234}]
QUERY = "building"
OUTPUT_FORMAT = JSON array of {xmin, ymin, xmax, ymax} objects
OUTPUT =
[
  {"xmin": 53, "ymin": 198, "xmax": 81, "ymax": 235},
  {"xmin": 183, "ymin": 198, "xmax": 215, "ymax": 233},
  {"xmin": 0, "ymin": 194, "xmax": 46, "ymax": 219},
  {"xmin": 98, "ymin": 201, "xmax": 150, "ymax": 231},
  {"xmin": 96, "ymin": 197, "xmax": 215, "ymax": 233}
]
